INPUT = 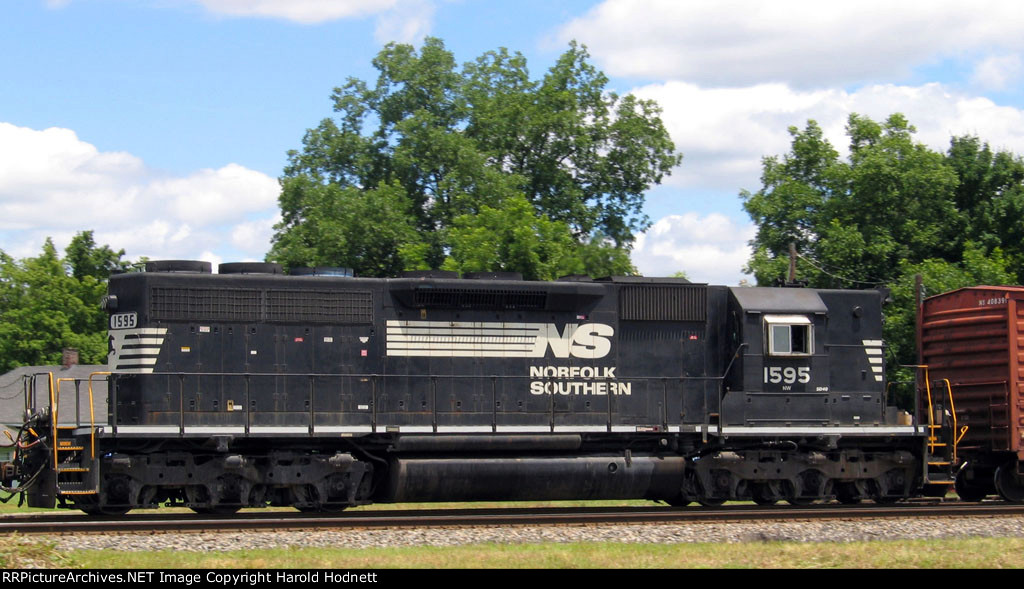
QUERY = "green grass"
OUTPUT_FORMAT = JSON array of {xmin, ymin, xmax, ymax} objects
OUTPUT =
[
  {"xmin": 4, "ymin": 536, "xmax": 1023, "ymax": 569},
  {"xmin": 0, "ymin": 501, "xmax": 60, "ymax": 514}
]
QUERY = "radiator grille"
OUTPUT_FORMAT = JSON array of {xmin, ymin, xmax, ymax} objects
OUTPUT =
[
  {"xmin": 150, "ymin": 287, "xmax": 373, "ymax": 324},
  {"xmin": 150, "ymin": 287, "xmax": 261, "ymax": 322},
  {"xmin": 266, "ymin": 289, "xmax": 373, "ymax": 323}
]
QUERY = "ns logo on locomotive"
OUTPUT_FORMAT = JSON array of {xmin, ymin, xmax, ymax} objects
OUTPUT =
[{"xmin": 0, "ymin": 261, "xmax": 983, "ymax": 513}]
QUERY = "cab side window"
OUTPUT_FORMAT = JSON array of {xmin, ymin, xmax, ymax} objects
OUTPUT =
[{"xmin": 765, "ymin": 315, "xmax": 812, "ymax": 356}]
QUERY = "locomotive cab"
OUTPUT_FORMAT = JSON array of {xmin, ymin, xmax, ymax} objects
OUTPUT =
[{"xmin": 723, "ymin": 286, "xmax": 890, "ymax": 428}]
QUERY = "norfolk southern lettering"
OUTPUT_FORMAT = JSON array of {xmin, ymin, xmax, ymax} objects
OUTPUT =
[{"xmin": 528, "ymin": 365, "xmax": 630, "ymax": 396}]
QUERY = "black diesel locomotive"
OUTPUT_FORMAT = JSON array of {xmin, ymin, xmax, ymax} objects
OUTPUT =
[{"xmin": 7, "ymin": 261, "xmax": 929, "ymax": 514}]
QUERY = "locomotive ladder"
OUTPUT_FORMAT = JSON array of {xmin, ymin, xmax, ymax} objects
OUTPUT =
[
  {"xmin": 921, "ymin": 369, "xmax": 969, "ymax": 488},
  {"xmin": 48, "ymin": 372, "xmax": 108, "ymax": 497}
]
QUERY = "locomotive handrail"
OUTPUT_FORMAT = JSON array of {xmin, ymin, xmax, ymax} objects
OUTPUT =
[
  {"xmin": 52, "ymin": 377, "xmax": 76, "ymax": 469},
  {"xmin": 721, "ymin": 343, "xmax": 748, "ymax": 383},
  {"xmin": 132, "ymin": 370, "xmax": 736, "ymax": 380},
  {"xmin": 49, "ymin": 373, "xmax": 107, "ymax": 460},
  {"xmin": 106, "ymin": 356, "xmax": 900, "ymax": 438},
  {"xmin": 714, "ymin": 343, "xmax": 749, "ymax": 439},
  {"xmin": 87, "ymin": 373, "xmax": 109, "ymax": 460},
  {"xmin": 46, "ymin": 372, "xmax": 56, "ymax": 470}
]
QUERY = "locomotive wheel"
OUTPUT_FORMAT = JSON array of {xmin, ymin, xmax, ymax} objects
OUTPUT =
[
  {"xmin": 834, "ymin": 482, "xmax": 861, "ymax": 505},
  {"xmin": 994, "ymin": 461, "xmax": 1024, "ymax": 503},
  {"xmin": 663, "ymin": 496, "xmax": 692, "ymax": 507},
  {"xmin": 296, "ymin": 504, "xmax": 347, "ymax": 513},
  {"xmin": 184, "ymin": 484, "xmax": 240, "ymax": 514},
  {"xmin": 954, "ymin": 469, "xmax": 990, "ymax": 502},
  {"xmin": 870, "ymin": 482, "xmax": 899, "ymax": 504},
  {"xmin": 697, "ymin": 497, "xmax": 726, "ymax": 507},
  {"xmin": 190, "ymin": 505, "xmax": 242, "ymax": 515},
  {"xmin": 80, "ymin": 504, "xmax": 131, "ymax": 516},
  {"xmin": 783, "ymin": 479, "xmax": 813, "ymax": 505},
  {"xmin": 75, "ymin": 496, "xmax": 131, "ymax": 516},
  {"xmin": 750, "ymin": 482, "xmax": 781, "ymax": 506},
  {"xmin": 684, "ymin": 469, "xmax": 724, "ymax": 507}
]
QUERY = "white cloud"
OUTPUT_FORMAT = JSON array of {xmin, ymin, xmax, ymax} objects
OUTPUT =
[
  {"xmin": 633, "ymin": 213, "xmax": 756, "ymax": 285},
  {"xmin": 632, "ymin": 81, "xmax": 1024, "ymax": 193},
  {"xmin": 972, "ymin": 55, "xmax": 1024, "ymax": 91},
  {"xmin": 198, "ymin": 250, "xmax": 224, "ymax": 271},
  {"xmin": 192, "ymin": 0, "xmax": 436, "ymax": 40},
  {"xmin": 375, "ymin": 0, "xmax": 435, "ymax": 44},
  {"xmin": 150, "ymin": 163, "xmax": 280, "ymax": 222},
  {"xmin": 0, "ymin": 122, "xmax": 280, "ymax": 264},
  {"xmin": 558, "ymin": 0, "xmax": 1024, "ymax": 87},
  {"xmin": 230, "ymin": 215, "xmax": 280, "ymax": 253},
  {"xmin": 193, "ymin": 0, "xmax": 397, "ymax": 24}
]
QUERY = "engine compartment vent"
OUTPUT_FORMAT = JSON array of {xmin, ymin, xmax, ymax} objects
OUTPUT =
[
  {"xmin": 144, "ymin": 260, "xmax": 212, "ymax": 274},
  {"xmin": 289, "ymin": 267, "xmax": 355, "ymax": 277},
  {"xmin": 413, "ymin": 288, "xmax": 547, "ymax": 310},
  {"xmin": 462, "ymin": 271, "xmax": 523, "ymax": 281},
  {"xmin": 218, "ymin": 262, "xmax": 283, "ymax": 275}
]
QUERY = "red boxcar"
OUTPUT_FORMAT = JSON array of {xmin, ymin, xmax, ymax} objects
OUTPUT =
[{"xmin": 918, "ymin": 285, "xmax": 1024, "ymax": 501}]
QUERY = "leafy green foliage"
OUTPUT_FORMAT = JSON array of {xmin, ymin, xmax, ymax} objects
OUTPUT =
[
  {"xmin": 743, "ymin": 113, "xmax": 1024, "ymax": 405},
  {"xmin": 0, "ymin": 233, "xmax": 128, "ymax": 372},
  {"xmin": 269, "ymin": 37, "xmax": 680, "ymax": 278},
  {"xmin": 883, "ymin": 244, "xmax": 1016, "ymax": 393},
  {"xmin": 271, "ymin": 181, "xmax": 427, "ymax": 277},
  {"xmin": 440, "ymin": 195, "xmax": 637, "ymax": 280}
]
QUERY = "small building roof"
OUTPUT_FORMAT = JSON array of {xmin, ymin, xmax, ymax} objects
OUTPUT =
[{"xmin": 0, "ymin": 365, "xmax": 109, "ymax": 429}]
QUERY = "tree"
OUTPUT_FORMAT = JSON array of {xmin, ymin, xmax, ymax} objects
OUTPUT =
[
  {"xmin": 742, "ymin": 113, "xmax": 1024, "ymax": 406},
  {"xmin": 945, "ymin": 136, "xmax": 1024, "ymax": 279},
  {"xmin": 271, "ymin": 180, "xmax": 428, "ymax": 277},
  {"xmin": 269, "ymin": 37, "xmax": 680, "ymax": 278},
  {"xmin": 744, "ymin": 114, "xmax": 959, "ymax": 288},
  {"xmin": 0, "ymin": 233, "xmax": 128, "ymax": 372},
  {"xmin": 440, "ymin": 195, "xmax": 637, "ymax": 280},
  {"xmin": 65, "ymin": 230, "xmax": 129, "ymax": 281}
]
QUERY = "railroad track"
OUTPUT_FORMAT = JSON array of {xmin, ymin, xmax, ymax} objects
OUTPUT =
[{"xmin": 3, "ymin": 501, "xmax": 1024, "ymax": 535}]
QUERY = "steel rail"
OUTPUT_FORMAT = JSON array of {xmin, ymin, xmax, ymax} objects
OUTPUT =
[{"xmin": 3, "ymin": 502, "xmax": 1024, "ymax": 536}]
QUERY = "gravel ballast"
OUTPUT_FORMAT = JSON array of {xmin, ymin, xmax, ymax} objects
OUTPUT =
[{"xmin": 38, "ymin": 516, "xmax": 1024, "ymax": 552}]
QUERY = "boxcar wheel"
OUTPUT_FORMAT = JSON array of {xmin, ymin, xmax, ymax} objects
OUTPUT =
[
  {"xmin": 954, "ymin": 467, "xmax": 987, "ymax": 499},
  {"xmin": 994, "ymin": 461, "xmax": 1024, "ymax": 503},
  {"xmin": 954, "ymin": 469, "xmax": 989, "ymax": 502}
]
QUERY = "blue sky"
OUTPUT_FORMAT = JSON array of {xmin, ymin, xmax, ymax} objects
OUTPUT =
[{"xmin": 2, "ymin": 0, "xmax": 1023, "ymax": 285}]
